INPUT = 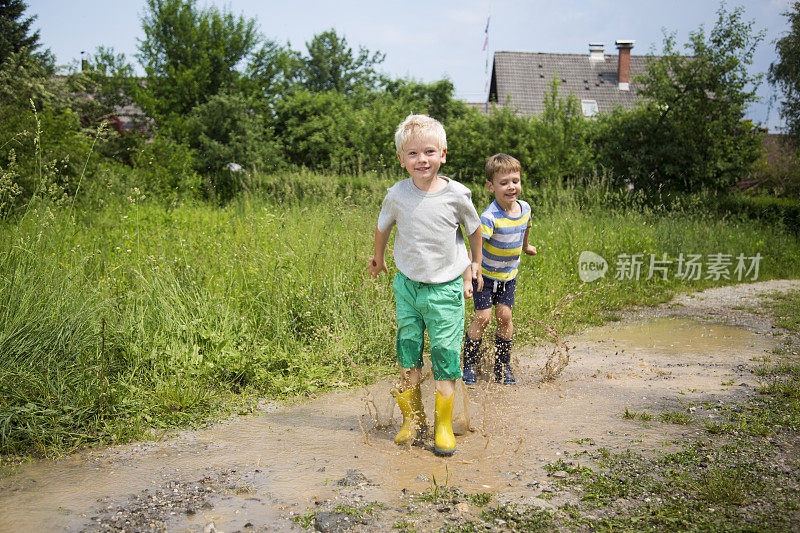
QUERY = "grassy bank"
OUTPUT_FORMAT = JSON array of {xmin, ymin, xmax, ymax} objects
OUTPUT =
[{"xmin": 1, "ymin": 172, "xmax": 799, "ymax": 455}]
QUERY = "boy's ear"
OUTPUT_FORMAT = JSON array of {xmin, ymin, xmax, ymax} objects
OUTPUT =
[
  {"xmin": 486, "ymin": 179, "xmax": 494, "ymax": 193},
  {"xmin": 396, "ymin": 153, "xmax": 405, "ymax": 167},
  {"xmin": 441, "ymin": 148, "xmax": 447, "ymax": 163}
]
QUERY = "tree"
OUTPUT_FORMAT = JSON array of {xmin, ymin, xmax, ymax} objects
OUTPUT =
[
  {"xmin": 241, "ymin": 40, "xmax": 302, "ymax": 106},
  {"xmin": 384, "ymin": 79, "xmax": 466, "ymax": 125},
  {"xmin": 769, "ymin": 1, "xmax": 800, "ymax": 140},
  {"xmin": 302, "ymin": 29, "xmax": 385, "ymax": 93},
  {"xmin": 0, "ymin": 0, "xmax": 52, "ymax": 67},
  {"xmin": 599, "ymin": 4, "xmax": 764, "ymax": 193},
  {"xmin": 0, "ymin": 0, "xmax": 55, "ymax": 106},
  {"xmin": 135, "ymin": 0, "xmax": 260, "ymax": 124},
  {"xmin": 185, "ymin": 92, "xmax": 280, "ymax": 179},
  {"xmin": 67, "ymin": 47, "xmax": 138, "ymax": 126}
]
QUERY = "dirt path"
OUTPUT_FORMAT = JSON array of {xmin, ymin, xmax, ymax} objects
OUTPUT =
[{"xmin": 1, "ymin": 280, "xmax": 798, "ymax": 532}]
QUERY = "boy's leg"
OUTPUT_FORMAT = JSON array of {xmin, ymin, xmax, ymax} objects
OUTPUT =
[
  {"xmin": 434, "ymin": 378, "xmax": 457, "ymax": 454},
  {"xmin": 424, "ymin": 277, "xmax": 464, "ymax": 454},
  {"xmin": 494, "ymin": 303, "xmax": 516, "ymax": 384},
  {"xmin": 393, "ymin": 370, "xmax": 427, "ymax": 444},
  {"xmin": 463, "ymin": 277, "xmax": 493, "ymax": 384},
  {"xmin": 393, "ymin": 272, "xmax": 426, "ymax": 379},
  {"xmin": 463, "ymin": 310, "xmax": 490, "ymax": 384},
  {"xmin": 400, "ymin": 367, "xmax": 422, "ymax": 390},
  {"xmin": 393, "ymin": 273, "xmax": 427, "ymax": 444},
  {"xmin": 495, "ymin": 303, "xmax": 514, "ymax": 340}
]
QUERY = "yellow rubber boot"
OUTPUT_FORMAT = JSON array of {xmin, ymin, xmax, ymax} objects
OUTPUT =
[
  {"xmin": 434, "ymin": 390, "xmax": 456, "ymax": 455},
  {"xmin": 393, "ymin": 386, "xmax": 427, "ymax": 445}
]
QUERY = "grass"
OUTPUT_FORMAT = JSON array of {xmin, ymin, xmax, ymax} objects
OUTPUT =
[
  {"xmin": 762, "ymin": 290, "xmax": 800, "ymax": 331},
  {"xmin": 2, "ymin": 172, "xmax": 800, "ymax": 455}
]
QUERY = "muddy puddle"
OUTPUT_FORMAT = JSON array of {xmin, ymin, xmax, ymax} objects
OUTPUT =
[{"xmin": 0, "ymin": 317, "xmax": 776, "ymax": 531}]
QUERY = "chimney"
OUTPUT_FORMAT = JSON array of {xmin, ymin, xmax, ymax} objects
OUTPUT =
[
  {"xmin": 589, "ymin": 42, "xmax": 605, "ymax": 61},
  {"xmin": 615, "ymin": 40, "xmax": 635, "ymax": 90},
  {"xmin": 81, "ymin": 50, "xmax": 89, "ymax": 72}
]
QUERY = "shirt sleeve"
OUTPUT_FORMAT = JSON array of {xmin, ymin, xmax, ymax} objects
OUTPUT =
[
  {"xmin": 480, "ymin": 211, "xmax": 495, "ymax": 240},
  {"xmin": 376, "ymin": 189, "xmax": 397, "ymax": 233},
  {"xmin": 457, "ymin": 187, "xmax": 481, "ymax": 236}
]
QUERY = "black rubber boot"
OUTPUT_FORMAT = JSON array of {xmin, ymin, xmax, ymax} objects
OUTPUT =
[
  {"xmin": 493, "ymin": 335, "xmax": 516, "ymax": 384},
  {"xmin": 462, "ymin": 334, "xmax": 482, "ymax": 385}
]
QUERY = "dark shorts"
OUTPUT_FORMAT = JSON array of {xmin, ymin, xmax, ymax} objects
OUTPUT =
[{"xmin": 472, "ymin": 277, "xmax": 516, "ymax": 311}]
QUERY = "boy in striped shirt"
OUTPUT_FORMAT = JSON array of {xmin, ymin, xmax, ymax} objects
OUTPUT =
[{"xmin": 462, "ymin": 153, "xmax": 537, "ymax": 385}]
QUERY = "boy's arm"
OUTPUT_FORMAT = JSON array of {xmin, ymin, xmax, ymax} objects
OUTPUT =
[
  {"xmin": 522, "ymin": 227, "xmax": 537, "ymax": 256},
  {"xmin": 369, "ymin": 226, "xmax": 390, "ymax": 277},
  {"xmin": 467, "ymin": 227, "xmax": 484, "ymax": 292},
  {"xmin": 462, "ymin": 265, "xmax": 473, "ymax": 299}
]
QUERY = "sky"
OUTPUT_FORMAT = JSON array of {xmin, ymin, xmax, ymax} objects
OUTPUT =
[{"xmin": 27, "ymin": 0, "xmax": 795, "ymax": 132}]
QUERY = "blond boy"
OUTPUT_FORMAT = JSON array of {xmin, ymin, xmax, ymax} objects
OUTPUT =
[
  {"xmin": 369, "ymin": 114, "xmax": 483, "ymax": 455},
  {"xmin": 462, "ymin": 154, "xmax": 537, "ymax": 385}
]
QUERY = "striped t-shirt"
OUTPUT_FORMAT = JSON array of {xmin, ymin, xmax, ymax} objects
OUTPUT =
[{"xmin": 480, "ymin": 199, "xmax": 533, "ymax": 281}]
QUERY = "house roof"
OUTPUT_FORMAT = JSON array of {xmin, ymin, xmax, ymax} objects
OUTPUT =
[{"xmin": 489, "ymin": 50, "xmax": 654, "ymax": 116}]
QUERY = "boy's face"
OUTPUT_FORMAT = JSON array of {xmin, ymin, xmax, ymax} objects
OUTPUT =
[
  {"xmin": 487, "ymin": 171, "xmax": 522, "ymax": 203},
  {"xmin": 397, "ymin": 134, "xmax": 446, "ymax": 182}
]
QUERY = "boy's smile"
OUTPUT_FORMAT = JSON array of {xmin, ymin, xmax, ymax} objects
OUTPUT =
[
  {"xmin": 488, "ymin": 171, "xmax": 522, "ymax": 214},
  {"xmin": 398, "ymin": 135, "xmax": 447, "ymax": 187}
]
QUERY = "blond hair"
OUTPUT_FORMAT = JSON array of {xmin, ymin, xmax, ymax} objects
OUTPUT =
[
  {"xmin": 485, "ymin": 153, "xmax": 521, "ymax": 182},
  {"xmin": 394, "ymin": 114, "xmax": 447, "ymax": 154}
]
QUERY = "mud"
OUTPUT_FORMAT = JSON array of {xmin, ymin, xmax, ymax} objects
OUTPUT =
[{"xmin": 1, "ymin": 280, "xmax": 798, "ymax": 532}]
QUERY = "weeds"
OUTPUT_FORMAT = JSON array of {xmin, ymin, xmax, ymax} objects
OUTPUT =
[
  {"xmin": 660, "ymin": 410, "xmax": 693, "ymax": 425},
  {"xmin": 694, "ymin": 466, "xmax": 758, "ymax": 505},
  {"xmin": 2, "ymin": 170, "xmax": 800, "ymax": 455}
]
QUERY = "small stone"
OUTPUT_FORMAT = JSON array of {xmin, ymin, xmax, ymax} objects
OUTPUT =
[
  {"xmin": 550, "ymin": 470, "xmax": 569, "ymax": 479},
  {"xmin": 456, "ymin": 502, "xmax": 470, "ymax": 513},
  {"xmin": 203, "ymin": 522, "xmax": 217, "ymax": 533},
  {"xmin": 337, "ymin": 470, "xmax": 370, "ymax": 487},
  {"xmin": 415, "ymin": 473, "xmax": 430, "ymax": 482}
]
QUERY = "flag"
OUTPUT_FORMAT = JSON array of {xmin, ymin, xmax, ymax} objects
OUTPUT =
[
  {"xmin": 484, "ymin": 15, "xmax": 491, "ymax": 34},
  {"xmin": 483, "ymin": 35, "xmax": 489, "ymax": 51}
]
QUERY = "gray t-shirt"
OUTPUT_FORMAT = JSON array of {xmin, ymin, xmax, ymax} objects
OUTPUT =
[{"xmin": 377, "ymin": 177, "xmax": 480, "ymax": 284}]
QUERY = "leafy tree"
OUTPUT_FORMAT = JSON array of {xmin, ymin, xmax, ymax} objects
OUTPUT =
[
  {"xmin": 769, "ymin": 1, "xmax": 800, "ymax": 140},
  {"xmin": 0, "ymin": 0, "xmax": 52, "ymax": 67},
  {"xmin": 273, "ymin": 89, "xmax": 359, "ymax": 170},
  {"xmin": 384, "ymin": 79, "xmax": 467, "ymax": 125},
  {"xmin": 447, "ymin": 81, "xmax": 593, "ymax": 185},
  {"xmin": 597, "ymin": 4, "xmax": 764, "ymax": 193},
  {"xmin": 241, "ymin": 40, "xmax": 302, "ymax": 106},
  {"xmin": 136, "ymin": 0, "xmax": 260, "ymax": 124},
  {"xmin": 302, "ymin": 29, "xmax": 385, "ymax": 93},
  {"xmin": 0, "ymin": 0, "xmax": 55, "ymax": 107},
  {"xmin": 185, "ymin": 92, "xmax": 281, "ymax": 195}
]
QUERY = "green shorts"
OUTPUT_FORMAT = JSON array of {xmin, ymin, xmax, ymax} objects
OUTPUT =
[{"xmin": 393, "ymin": 271, "xmax": 465, "ymax": 381}]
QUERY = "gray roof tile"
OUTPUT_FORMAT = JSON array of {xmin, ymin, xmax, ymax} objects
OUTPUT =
[{"xmin": 489, "ymin": 51, "xmax": 654, "ymax": 115}]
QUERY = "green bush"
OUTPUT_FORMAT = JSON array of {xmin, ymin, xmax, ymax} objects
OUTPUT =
[
  {"xmin": 131, "ymin": 135, "xmax": 202, "ymax": 202},
  {"xmin": 185, "ymin": 92, "xmax": 282, "ymax": 175},
  {"xmin": 447, "ymin": 82, "xmax": 595, "ymax": 186},
  {"xmin": 715, "ymin": 194, "xmax": 800, "ymax": 233}
]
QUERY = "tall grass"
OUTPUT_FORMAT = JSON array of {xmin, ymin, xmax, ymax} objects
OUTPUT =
[{"xmin": 1, "ymin": 173, "xmax": 799, "ymax": 455}]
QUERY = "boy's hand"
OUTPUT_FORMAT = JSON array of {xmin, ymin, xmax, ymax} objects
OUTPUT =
[
  {"xmin": 369, "ymin": 256, "xmax": 388, "ymax": 278},
  {"xmin": 471, "ymin": 262, "xmax": 483, "ymax": 292},
  {"xmin": 524, "ymin": 244, "xmax": 538, "ymax": 256},
  {"xmin": 463, "ymin": 277, "xmax": 473, "ymax": 299}
]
